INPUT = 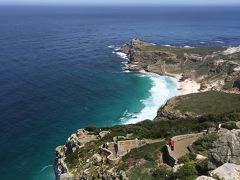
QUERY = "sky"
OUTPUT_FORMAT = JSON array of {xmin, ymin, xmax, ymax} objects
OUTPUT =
[{"xmin": 1, "ymin": 0, "xmax": 240, "ymax": 5}]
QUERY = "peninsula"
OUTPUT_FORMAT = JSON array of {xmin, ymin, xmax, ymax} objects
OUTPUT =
[{"xmin": 55, "ymin": 39, "xmax": 240, "ymax": 180}]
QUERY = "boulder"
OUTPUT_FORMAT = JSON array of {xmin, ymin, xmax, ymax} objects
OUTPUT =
[
  {"xmin": 210, "ymin": 163, "xmax": 240, "ymax": 180},
  {"xmin": 196, "ymin": 176, "xmax": 216, "ymax": 180},
  {"xmin": 208, "ymin": 129, "xmax": 240, "ymax": 169}
]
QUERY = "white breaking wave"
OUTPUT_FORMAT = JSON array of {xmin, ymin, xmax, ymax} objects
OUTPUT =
[
  {"xmin": 215, "ymin": 40, "xmax": 224, "ymax": 43},
  {"xmin": 124, "ymin": 71, "xmax": 178, "ymax": 124},
  {"xmin": 183, "ymin": 45, "xmax": 194, "ymax": 48},
  {"xmin": 108, "ymin": 45, "xmax": 115, "ymax": 48},
  {"xmin": 112, "ymin": 45, "xmax": 178, "ymax": 124},
  {"xmin": 116, "ymin": 51, "xmax": 128, "ymax": 60},
  {"xmin": 163, "ymin": 44, "xmax": 174, "ymax": 47}
]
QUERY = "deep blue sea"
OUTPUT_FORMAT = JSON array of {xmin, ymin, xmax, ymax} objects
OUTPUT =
[{"xmin": 0, "ymin": 5, "xmax": 240, "ymax": 180}]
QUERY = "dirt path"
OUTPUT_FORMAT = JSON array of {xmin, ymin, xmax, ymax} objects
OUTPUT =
[{"xmin": 170, "ymin": 136, "xmax": 199, "ymax": 159}]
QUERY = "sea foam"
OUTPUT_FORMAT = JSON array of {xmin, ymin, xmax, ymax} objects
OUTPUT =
[
  {"xmin": 113, "ymin": 48, "xmax": 178, "ymax": 124},
  {"xmin": 124, "ymin": 71, "xmax": 178, "ymax": 124}
]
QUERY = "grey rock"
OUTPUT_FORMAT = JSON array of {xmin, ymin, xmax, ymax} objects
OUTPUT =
[
  {"xmin": 195, "ymin": 176, "xmax": 216, "ymax": 180},
  {"xmin": 208, "ymin": 129, "xmax": 240, "ymax": 169},
  {"xmin": 210, "ymin": 163, "xmax": 240, "ymax": 180}
]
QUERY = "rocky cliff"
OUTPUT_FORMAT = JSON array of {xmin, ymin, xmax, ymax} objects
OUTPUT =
[
  {"xmin": 208, "ymin": 129, "xmax": 240, "ymax": 169},
  {"xmin": 119, "ymin": 38, "xmax": 240, "ymax": 91}
]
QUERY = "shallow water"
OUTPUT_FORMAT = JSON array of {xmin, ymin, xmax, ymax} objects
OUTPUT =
[{"xmin": 0, "ymin": 6, "xmax": 240, "ymax": 180}]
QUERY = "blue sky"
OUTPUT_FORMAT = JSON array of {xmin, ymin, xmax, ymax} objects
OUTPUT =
[{"xmin": 1, "ymin": 0, "xmax": 240, "ymax": 5}]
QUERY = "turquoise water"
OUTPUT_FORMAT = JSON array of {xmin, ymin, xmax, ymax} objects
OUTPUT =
[{"xmin": 0, "ymin": 6, "xmax": 240, "ymax": 180}]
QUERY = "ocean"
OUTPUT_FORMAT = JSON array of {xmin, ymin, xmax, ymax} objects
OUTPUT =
[{"xmin": 0, "ymin": 5, "xmax": 239, "ymax": 180}]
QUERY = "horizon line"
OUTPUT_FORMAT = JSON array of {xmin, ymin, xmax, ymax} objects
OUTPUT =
[{"xmin": 1, "ymin": 3, "xmax": 240, "ymax": 7}]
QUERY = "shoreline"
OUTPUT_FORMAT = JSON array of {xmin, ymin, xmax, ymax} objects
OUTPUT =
[
  {"xmin": 115, "ymin": 48, "xmax": 201, "ymax": 97},
  {"xmin": 115, "ymin": 50, "xmax": 179, "ymax": 124},
  {"xmin": 165, "ymin": 73, "xmax": 201, "ymax": 95}
]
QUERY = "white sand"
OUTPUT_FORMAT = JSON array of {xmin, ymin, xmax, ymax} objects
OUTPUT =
[{"xmin": 167, "ymin": 73, "xmax": 201, "ymax": 95}]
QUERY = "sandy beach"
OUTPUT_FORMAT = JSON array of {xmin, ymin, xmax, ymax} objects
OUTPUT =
[{"xmin": 167, "ymin": 73, "xmax": 201, "ymax": 95}]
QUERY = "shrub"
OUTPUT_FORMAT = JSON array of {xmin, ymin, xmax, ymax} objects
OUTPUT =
[
  {"xmin": 85, "ymin": 125, "xmax": 97, "ymax": 132},
  {"xmin": 192, "ymin": 135, "xmax": 218, "ymax": 153},
  {"xmin": 178, "ymin": 153, "xmax": 196, "ymax": 164},
  {"xmin": 175, "ymin": 162, "xmax": 198, "ymax": 180},
  {"xmin": 152, "ymin": 165, "xmax": 172, "ymax": 180},
  {"xmin": 196, "ymin": 159, "xmax": 208, "ymax": 175},
  {"xmin": 222, "ymin": 121, "xmax": 237, "ymax": 130}
]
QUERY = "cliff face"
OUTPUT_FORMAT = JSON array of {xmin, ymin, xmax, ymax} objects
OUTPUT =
[
  {"xmin": 119, "ymin": 38, "xmax": 240, "ymax": 91},
  {"xmin": 208, "ymin": 129, "xmax": 240, "ymax": 169}
]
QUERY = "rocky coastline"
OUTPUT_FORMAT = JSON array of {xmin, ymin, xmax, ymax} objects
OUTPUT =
[
  {"xmin": 118, "ymin": 38, "xmax": 240, "ymax": 120},
  {"xmin": 54, "ymin": 39, "xmax": 240, "ymax": 180}
]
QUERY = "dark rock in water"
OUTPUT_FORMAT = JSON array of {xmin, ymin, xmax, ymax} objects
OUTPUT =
[
  {"xmin": 208, "ymin": 129, "xmax": 240, "ymax": 169},
  {"xmin": 233, "ymin": 79, "xmax": 240, "ymax": 89}
]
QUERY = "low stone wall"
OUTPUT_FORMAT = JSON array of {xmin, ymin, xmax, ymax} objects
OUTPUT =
[{"xmin": 172, "ymin": 133, "xmax": 203, "ymax": 142}]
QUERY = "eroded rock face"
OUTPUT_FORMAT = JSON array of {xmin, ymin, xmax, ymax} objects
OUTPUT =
[
  {"xmin": 210, "ymin": 163, "xmax": 240, "ymax": 180},
  {"xmin": 208, "ymin": 129, "xmax": 240, "ymax": 169}
]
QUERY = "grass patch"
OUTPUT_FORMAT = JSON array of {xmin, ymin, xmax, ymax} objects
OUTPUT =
[{"xmin": 174, "ymin": 91, "xmax": 240, "ymax": 115}]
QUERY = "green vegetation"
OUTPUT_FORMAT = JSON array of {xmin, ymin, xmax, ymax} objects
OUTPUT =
[
  {"xmin": 175, "ymin": 162, "xmax": 198, "ymax": 180},
  {"xmin": 192, "ymin": 135, "xmax": 218, "ymax": 153},
  {"xmin": 118, "ymin": 142, "xmax": 164, "ymax": 171},
  {"xmin": 178, "ymin": 153, "xmax": 196, "ymax": 164},
  {"xmin": 101, "ymin": 112, "xmax": 240, "ymax": 141},
  {"xmin": 196, "ymin": 159, "xmax": 209, "ymax": 176},
  {"xmin": 143, "ymin": 45, "xmax": 226, "ymax": 57},
  {"xmin": 222, "ymin": 121, "xmax": 238, "ymax": 130},
  {"xmin": 127, "ymin": 161, "xmax": 156, "ymax": 180},
  {"xmin": 152, "ymin": 165, "xmax": 173, "ymax": 180},
  {"xmin": 174, "ymin": 91, "xmax": 240, "ymax": 115},
  {"xmin": 65, "ymin": 110, "xmax": 240, "ymax": 171}
]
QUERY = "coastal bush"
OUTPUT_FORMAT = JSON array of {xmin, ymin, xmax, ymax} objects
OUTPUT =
[
  {"xmin": 178, "ymin": 153, "xmax": 196, "ymax": 164},
  {"xmin": 196, "ymin": 159, "xmax": 208, "ymax": 175},
  {"xmin": 152, "ymin": 165, "xmax": 173, "ymax": 180},
  {"xmin": 127, "ymin": 161, "xmax": 156, "ymax": 180},
  {"xmin": 123, "ymin": 141, "xmax": 164, "ymax": 162},
  {"xmin": 192, "ymin": 135, "xmax": 218, "ymax": 153},
  {"xmin": 101, "ymin": 111, "xmax": 240, "ymax": 141},
  {"xmin": 222, "ymin": 121, "xmax": 237, "ymax": 130},
  {"xmin": 85, "ymin": 125, "xmax": 98, "ymax": 133},
  {"xmin": 175, "ymin": 162, "xmax": 198, "ymax": 180}
]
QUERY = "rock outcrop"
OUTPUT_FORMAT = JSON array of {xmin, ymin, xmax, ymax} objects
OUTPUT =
[
  {"xmin": 210, "ymin": 163, "xmax": 240, "ymax": 180},
  {"xmin": 55, "ymin": 129, "xmax": 110, "ymax": 180},
  {"xmin": 196, "ymin": 176, "xmax": 216, "ymax": 180},
  {"xmin": 208, "ymin": 129, "xmax": 240, "ymax": 169}
]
